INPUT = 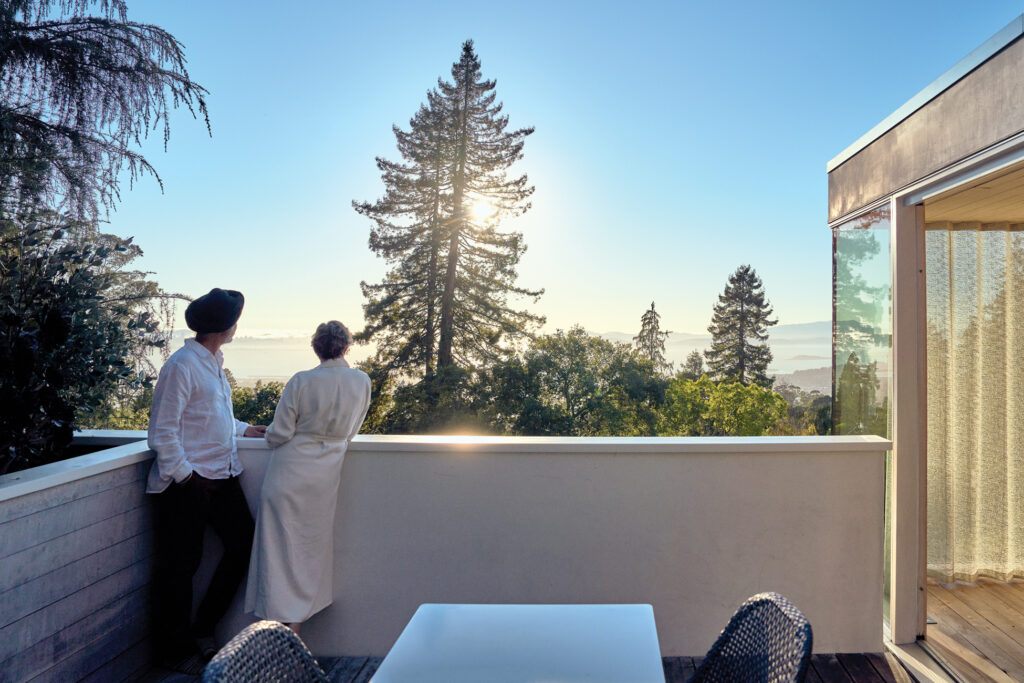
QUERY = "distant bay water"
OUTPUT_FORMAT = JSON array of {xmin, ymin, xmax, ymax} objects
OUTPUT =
[
  {"xmin": 155, "ymin": 321, "xmax": 832, "ymax": 392},
  {"xmin": 152, "ymin": 329, "xmax": 375, "ymax": 387}
]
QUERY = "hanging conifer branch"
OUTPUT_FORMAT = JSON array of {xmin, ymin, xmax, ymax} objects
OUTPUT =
[{"xmin": 0, "ymin": 0, "xmax": 210, "ymax": 220}]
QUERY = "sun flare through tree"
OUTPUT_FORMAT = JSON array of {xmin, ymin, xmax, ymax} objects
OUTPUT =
[{"xmin": 354, "ymin": 40, "xmax": 543, "ymax": 430}]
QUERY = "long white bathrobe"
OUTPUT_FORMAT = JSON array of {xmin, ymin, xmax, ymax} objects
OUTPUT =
[{"xmin": 244, "ymin": 357, "xmax": 371, "ymax": 623}]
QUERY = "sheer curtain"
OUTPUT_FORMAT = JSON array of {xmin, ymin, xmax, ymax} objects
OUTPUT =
[{"xmin": 927, "ymin": 222, "xmax": 1024, "ymax": 583}]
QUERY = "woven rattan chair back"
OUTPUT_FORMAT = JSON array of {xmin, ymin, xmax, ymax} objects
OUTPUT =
[
  {"xmin": 202, "ymin": 620, "xmax": 329, "ymax": 682},
  {"xmin": 692, "ymin": 591, "xmax": 813, "ymax": 683}
]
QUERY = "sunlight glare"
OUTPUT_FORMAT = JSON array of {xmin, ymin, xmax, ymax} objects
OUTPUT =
[{"xmin": 471, "ymin": 198, "xmax": 497, "ymax": 221}]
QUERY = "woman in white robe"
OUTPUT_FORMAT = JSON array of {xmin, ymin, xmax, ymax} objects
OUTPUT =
[{"xmin": 245, "ymin": 321, "xmax": 371, "ymax": 632}]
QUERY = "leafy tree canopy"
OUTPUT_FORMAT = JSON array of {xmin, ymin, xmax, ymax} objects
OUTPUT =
[
  {"xmin": 476, "ymin": 327, "xmax": 666, "ymax": 436},
  {"xmin": 660, "ymin": 375, "xmax": 788, "ymax": 436},
  {"xmin": 232, "ymin": 380, "xmax": 285, "ymax": 427},
  {"xmin": 0, "ymin": 216, "xmax": 164, "ymax": 472}
]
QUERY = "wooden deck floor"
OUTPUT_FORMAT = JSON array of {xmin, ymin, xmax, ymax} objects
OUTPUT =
[
  {"xmin": 140, "ymin": 652, "xmax": 910, "ymax": 682},
  {"xmin": 926, "ymin": 579, "xmax": 1024, "ymax": 682}
]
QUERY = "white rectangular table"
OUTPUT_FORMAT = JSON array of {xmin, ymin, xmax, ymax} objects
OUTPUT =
[{"xmin": 371, "ymin": 603, "xmax": 665, "ymax": 683}]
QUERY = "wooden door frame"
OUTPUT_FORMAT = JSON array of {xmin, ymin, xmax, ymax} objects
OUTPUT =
[
  {"xmin": 889, "ymin": 198, "xmax": 926, "ymax": 644},
  {"xmin": 886, "ymin": 133, "xmax": 1024, "ymax": 644}
]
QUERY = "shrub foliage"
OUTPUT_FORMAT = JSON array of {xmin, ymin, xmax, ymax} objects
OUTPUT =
[{"xmin": 0, "ymin": 217, "xmax": 162, "ymax": 473}]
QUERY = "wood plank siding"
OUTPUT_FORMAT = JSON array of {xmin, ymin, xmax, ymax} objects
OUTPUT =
[{"xmin": 0, "ymin": 460, "xmax": 154, "ymax": 683}]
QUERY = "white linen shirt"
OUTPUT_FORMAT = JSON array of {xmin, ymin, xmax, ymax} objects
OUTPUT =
[{"xmin": 146, "ymin": 338, "xmax": 249, "ymax": 493}]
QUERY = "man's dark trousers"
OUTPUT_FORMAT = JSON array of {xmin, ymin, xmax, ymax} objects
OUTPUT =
[{"xmin": 152, "ymin": 474, "xmax": 254, "ymax": 660}]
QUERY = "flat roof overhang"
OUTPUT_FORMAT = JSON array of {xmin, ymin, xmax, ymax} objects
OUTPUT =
[{"xmin": 828, "ymin": 14, "xmax": 1024, "ymax": 224}]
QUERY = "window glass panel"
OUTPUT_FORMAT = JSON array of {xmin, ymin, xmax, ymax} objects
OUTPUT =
[
  {"xmin": 832, "ymin": 206, "xmax": 893, "ymax": 623},
  {"xmin": 834, "ymin": 207, "xmax": 892, "ymax": 437}
]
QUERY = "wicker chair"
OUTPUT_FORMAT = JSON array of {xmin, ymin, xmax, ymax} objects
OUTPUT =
[
  {"xmin": 202, "ymin": 620, "xmax": 329, "ymax": 682},
  {"xmin": 692, "ymin": 592, "xmax": 813, "ymax": 683}
]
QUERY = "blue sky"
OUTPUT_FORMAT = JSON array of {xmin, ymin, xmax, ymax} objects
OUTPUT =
[{"xmin": 104, "ymin": 1, "xmax": 1024, "ymax": 340}]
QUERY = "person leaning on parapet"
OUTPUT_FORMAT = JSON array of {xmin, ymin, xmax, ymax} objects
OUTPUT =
[
  {"xmin": 245, "ymin": 320, "xmax": 371, "ymax": 636},
  {"xmin": 146, "ymin": 288, "xmax": 267, "ymax": 675}
]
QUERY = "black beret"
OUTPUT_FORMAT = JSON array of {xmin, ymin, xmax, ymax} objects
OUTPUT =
[{"xmin": 185, "ymin": 288, "xmax": 244, "ymax": 333}]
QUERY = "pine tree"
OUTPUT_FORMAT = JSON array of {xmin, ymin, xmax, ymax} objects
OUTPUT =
[
  {"xmin": 633, "ymin": 301, "xmax": 672, "ymax": 375},
  {"xmin": 435, "ymin": 40, "xmax": 543, "ymax": 369},
  {"xmin": 355, "ymin": 40, "xmax": 544, "ymax": 407},
  {"xmin": 354, "ymin": 95, "xmax": 451, "ymax": 379},
  {"xmin": 679, "ymin": 350, "xmax": 704, "ymax": 380},
  {"xmin": 704, "ymin": 265, "xmax": 777, "ymax": 387}
]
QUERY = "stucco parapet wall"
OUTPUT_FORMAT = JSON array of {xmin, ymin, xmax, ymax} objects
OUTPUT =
[
  {"xmin": 0, "ymin": 433, "xmax": 890, "ymax": 504},
  {"xmin": 228, "ymin": 433, "xmax": 888, "ymax": 654},
  {"xmin": 243, "ymin": 434, "xmax": 892, "ymax": 454}
]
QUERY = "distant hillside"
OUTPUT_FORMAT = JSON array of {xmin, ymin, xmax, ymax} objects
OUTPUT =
[{"xmin": 771, "ymin": 366, "xmax": 831, "ymax": 395}]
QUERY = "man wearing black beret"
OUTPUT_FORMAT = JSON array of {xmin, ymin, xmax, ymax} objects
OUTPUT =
[{"xmin": 146, "ymin": 288, "xmax": 267, "ymax": 674}]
